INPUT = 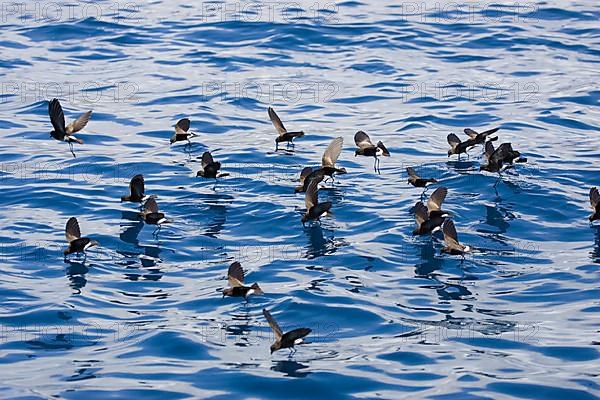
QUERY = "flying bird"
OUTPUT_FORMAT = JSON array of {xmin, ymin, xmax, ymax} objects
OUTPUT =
[
  {"xmin": 139, "ymin": 198, "xmax": 171, "ymax": 234},
  {"xmin": 294, "ymin": 167, "xmax": 325, "ymax": 193},
  {"xmin": 268, "ymin": 107, "xmax": 304, "ymax": 151},
  {"xmin": 63, "ymin": 217, "xmax": 98, "ymax": 258},
  {"xmin": 441, "ymin": 219, "xmax": 471, "ymax": 257},
  {"xmin": 302, "ymin": 178, "xmax": 332, "ymax": 225},
  {"xmin": 263, "ymin": 308, "xmax": 311, "ymax": 355},
  {"xmin": 320, "ymin": 137, "xmax": 347, "ymax": 181},
  {"xmin": 197, "ymin": 151, "xmax": 228, "ymax": 179},
  {"xmin": 121, "ymin": 174, "xmax": 155, "ymax": 203},
  {"xmin": 354, "ymin": 131, "xmax": 390, "ymax": 174},
  {"xmin": 412, "ymin": 201, "xmax": 447, "ymax": 236},
  {"xmin": 480, "ymin": 141, "xmax": 524, "ymax": 174},
  {"xmin": 589, "ymin": 187, "xmax": 600, "ymax": 223},
  {"xmin": 447, "ymin": 133, "xmax": 475, "ymax": 159},
  {"xmin": 406, "ymin": 167, "xmax": 437, "ymax": 188},
  {"xmin": 170, "ymin": 118, "xmax": 198, "ymax": 145},
  {"xmin": 412, "ymin": 187, "xmax": 449, "ymax": 235},
  {"xmin": 48, "ymin": 98, "xmax": 92, "ymax": 158},
  {"xmin": 222, "ymin": 261, "xmax": 263, "ymax": 299}
]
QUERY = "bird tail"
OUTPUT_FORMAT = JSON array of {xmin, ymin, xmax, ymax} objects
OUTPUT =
[
  {"xmin": 68, "ymin": 136, "xmax": 83, "ymax": 144},
  {"xmin": 251, "ymin": 282, "xmax": 264, "ymax": 295},
  {"xmin": 377, "ymin": 141, "xmax": 390, "ymax": 156}
]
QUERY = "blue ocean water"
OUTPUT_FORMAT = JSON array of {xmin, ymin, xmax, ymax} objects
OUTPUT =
[{"xmin": 0, "ymin": 1, "xmax": 599, "ymax": 398}]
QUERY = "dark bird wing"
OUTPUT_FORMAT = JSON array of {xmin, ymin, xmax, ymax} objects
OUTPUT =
[
  {"xmin": 66, "ymin": 110, "xmax": 92, "ymax": 134},
  {"xmin": 376, "ymin": 141, "xmax": 390, "ymax": 156},
  {"xmin": 175, "ymin": 118, "xmax": 190, "ymax": 134},
  {"xmin": 464, "ymin": 128, "xmax": 479, "ymax": 139},
  {"xmin": 268, "ymin": 107, "xmax": 287, "ymax": 136},
  {"xmin": 201, "ymin": 152, "xmax": 215, "ymax": 169},
  {"xmin": 490, "ymin": 143, "xmax": 514, "ymax": 165},
  {"xmin": 354, "ymin": 131, "xmax": 374, "ymax": 149},
  {"xmin": 302, "ymin": 169, "xmax": 325, "ymax": 192},
  {"xmin": 322, "ymin": 137, "xmax": 343, "ymax": 168},
  {"xmin": 227, "ymin": 261, "xmax": 244, "ymax": 287},
  {"xmin": 590, "ymin": 187, "xmax": 600, "ymax": 211},
  {"xmin": 305, "ymin": 178, "xmax": 320, "ymax": 210},
  {"xmin": 447, "ymin": 133, "xmax": 461, "ymax": 150},
  {"xmin": 299, "ymin": 167, "xmax": 313, "ymax": 183},
  {"xmin": 65, "ymin": 217, "xmax": 81, "ymax": 243},
  {"xmin": 414, "ymin": 201, "xmax": 428, "ymax": 228},
  {"xmin": 406, "ymin": 167, "xmax": 419, "ymax": 179},
  {"xmin": 481, "ymin": 127, "xmax": 500, "ymax": 136},
  {"xmin": 144, "ymin": 197, "xmax": 159, "ymax": 213},
  {"xmin": 443, "ymin": 219, "xmax": 463, "ymax": 251},
  {"xmin": 284, "ymin": 328, "xmax": 311, "ymax": 342},
  {"xmin": 263, "ymin": 308, "xmax": 283, "ymax": 340},
  {"xmin": 48, "ymin": 98, "xmax": 66, "ymax": 133},
  {"xmin": 484, "ymin": 140, "xmax": 495, "ymax": 160},
  {"xmin": 427, "ymin": 186, "xmax": 448, "ymax": 212},
  {"xmin": 130, "ymin": 174, "xmax": 145, "ymax": 199}
]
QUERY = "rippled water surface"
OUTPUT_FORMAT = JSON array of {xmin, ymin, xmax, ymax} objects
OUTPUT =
[{"xmin": 1, "ymin": 1, "xmax": 599, "ymax": 398}]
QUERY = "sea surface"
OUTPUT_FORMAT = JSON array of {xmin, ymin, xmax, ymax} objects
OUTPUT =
[{"xmin": 0, "ymin": 1, "xmax": 599, "ymax": 399}]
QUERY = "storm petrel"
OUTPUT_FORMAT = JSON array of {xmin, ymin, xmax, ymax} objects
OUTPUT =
[
  {"xmin": 222, "ymin": 261, "xmax": 263, "ymax": 299},
  {"xmin": 170, "ymin": 118, "xmax": 198, "ymax": 145},
  {"xmin": 48, "ymin": 98, "xmax": 92, "ymax": 158},
  {"xmin": 354, "ymin": 131, "xmax": 390, "ymax": 174},
  {"xmin": 480, "ymin": 141, "xmax": 524, "ymax": 173},
  {"xmin": 441, "ymin": 219, "xmax": 471, "ymax": 257},
  {"xmin": 321, "ymin": 137, "xmax": 347, "ymax": 181},
  {"xmin": 412, "ymin": 187, "xmax": 449, "ymax": 235},
  {"xmin": 268, "ymin": 107, "xmax": 304, "ymax": 151},
  {"xmin": 406, "ymin": 167, "xmax": 437, "ymax": 188},
  {"xmin": 263, "ymin": 308, "xmax": 311, "ymax": 355},
  {"xmin": 447, "ymin": 133, "xmax": 475, "ymax": 159},
  {"xmin": 64, "ymin": 217, "xmax": 98, "ymax": 258},
  {"xmin": 302, "ymin": 178, "xmax": 332, "ymax": 225},
  {"xmin": 197, "ymin": 151, "xmax": 228, "ymax": 179},
  {"xmin": 589, "ymin": 187, "xmax": 600, "ymax": 223},
  {"xmin": 464, "ymin": 127, "xmax": 500, "ymax": 146},
  {"xmin": 139, "ymin": 197, "xmax": 171, "ymax": 234},
  {"xmin": 413, "ymin": 201, "xmax": 447, "ymax": 236},
  {"xmin": 121, "ymin": 174, "xmax": 155, "ymax": 203},
  {"xmin": 294, "ymin": 167, "xmax": 325, "ymax": 193}
]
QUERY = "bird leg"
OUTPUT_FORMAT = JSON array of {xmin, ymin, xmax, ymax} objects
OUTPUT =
[{"xmin": 68, "ymin": 142, "xmax": 76, "ymax": 158}]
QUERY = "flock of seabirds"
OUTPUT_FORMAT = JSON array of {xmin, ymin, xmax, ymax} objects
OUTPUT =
[{"xmin": 46, "ymin": 98, "xmax": 600, "ymax": 355}]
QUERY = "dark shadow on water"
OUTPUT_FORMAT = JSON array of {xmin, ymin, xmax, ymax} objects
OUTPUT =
[
  {"xmin": 120, "ymin": 217, "xmax": 144, "ymax": 245},
  {"xmin": 414, "ymin": 239, "xmax": 443, "ymax": 277},
  {"xmin": 592, "ymin": 225, "xmax": 600, "ymax": 263},
  {"xmin": 304, "ymin": 224, "xmax": 339, "ymax": 259},
  {"xmin": 223, "ymin": 310, "xmax": 255, "ymax": 347},
  {"xmin": 64, "ymin": 259, "xmax": 89, "ymax": 293},
  {"xmin": 118, "ymin": 211, "xmax": 165, "ymax": 280},
  {"xmin": 446, "ymin": 159, "xmax": 478, "ymax": 173},
  {"xmin": 271, "ymin": 360, "xmax": 311, "ymax": 378},
  {"xmin": 493, "ymin": 176, "xmax": 524, "ymax": 201},
  {"xmin": 477, "ymin": 202, "xmax": 515, "ymax": 235},
  {"xmin": 205, "ymin": 203, "xmax": 227, "ymax": 238},
  {"xmin": 436, "ymin": 281, "xmax": 473, "ymax": 301}
]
